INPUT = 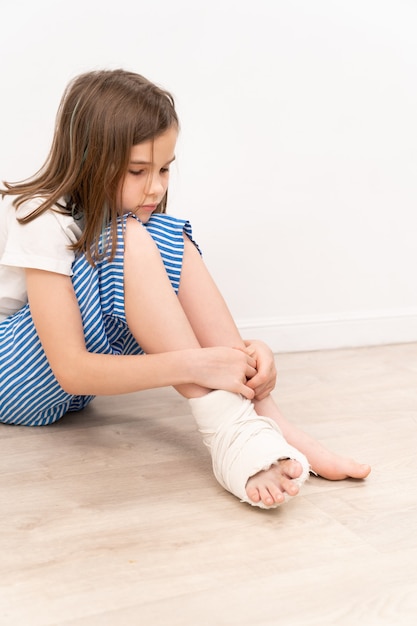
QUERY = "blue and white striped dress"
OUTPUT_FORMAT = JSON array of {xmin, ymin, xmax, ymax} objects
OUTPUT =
[{"xmin": 0, "ymin": 212, "xmax": 197, "ymax": 426}]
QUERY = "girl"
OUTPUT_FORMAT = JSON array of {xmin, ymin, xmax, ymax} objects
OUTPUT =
[{"xmin": 0, "ymin": 69, "xmax": 370, "ymax": 509}]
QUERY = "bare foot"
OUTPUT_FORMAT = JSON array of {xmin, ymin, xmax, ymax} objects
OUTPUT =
[
  {"xmin": 253, "ymin": 397, "xmax": 371, "ymax": 481},
  {"xmin": 245, "ymin": 459, "xmax": 304, "ymax": 507},
  {"xmin": 304, "ymin": 443, "xmax": 371, "ymax": 480},
  {"xmin": 272, "ymin": 422, "xmax": 371, "ymax": 480}
]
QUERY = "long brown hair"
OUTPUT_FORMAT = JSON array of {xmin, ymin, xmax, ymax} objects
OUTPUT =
[{"xmin": 1, "ymin": 69, "xmax": 179, "ymax": 264}]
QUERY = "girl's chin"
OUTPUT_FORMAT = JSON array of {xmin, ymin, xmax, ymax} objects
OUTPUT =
[{"xmin": 122, "ymin": 208, "xmax": 152, "ymax": 223}]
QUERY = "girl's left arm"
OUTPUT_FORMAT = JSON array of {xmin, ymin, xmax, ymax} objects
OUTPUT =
[{"xmin": 25, "ymin": 267, "xmax": 259, "ymax": 398}]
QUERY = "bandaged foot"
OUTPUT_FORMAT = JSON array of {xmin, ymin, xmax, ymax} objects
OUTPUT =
[{"xmin": 189, "ymin": 390, "xmax": 310, "ymax": 509}]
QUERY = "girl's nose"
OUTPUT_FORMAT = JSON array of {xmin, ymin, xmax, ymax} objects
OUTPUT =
[{"xmin": 147, "ymin": 174, "xmax": 165, "ymax": 197}]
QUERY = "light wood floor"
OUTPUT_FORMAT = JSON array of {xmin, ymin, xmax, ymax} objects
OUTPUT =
[{"xmin": 1, "ymin": 343, "xmax": 417, "ymax": 626}]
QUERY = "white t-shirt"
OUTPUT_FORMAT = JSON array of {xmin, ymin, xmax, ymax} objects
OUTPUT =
[{"xmin": 0, "ymin": 197, "xmax": 83, "ymax": 322}]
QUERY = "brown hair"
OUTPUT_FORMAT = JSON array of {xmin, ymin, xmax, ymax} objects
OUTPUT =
[{"xmin": 1, "ymin": 69, "xmax": 179, "ymax": 263}]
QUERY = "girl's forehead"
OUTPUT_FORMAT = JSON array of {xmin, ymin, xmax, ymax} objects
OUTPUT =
[{"xmin": 130, "ymin": 127, "xmax": 178, "ymax": 162}]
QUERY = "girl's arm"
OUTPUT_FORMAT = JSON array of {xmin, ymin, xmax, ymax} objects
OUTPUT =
[{"xmin": 25, "ymin": 268, "xmax": 257, "ymax": 399}]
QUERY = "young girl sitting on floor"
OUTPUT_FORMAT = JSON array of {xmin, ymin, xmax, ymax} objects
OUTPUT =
[{"xmin": 0, "ymin": 69, "xmax": 370, "ymax": 509}]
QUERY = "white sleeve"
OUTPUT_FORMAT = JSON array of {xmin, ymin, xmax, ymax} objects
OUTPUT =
[{"xmin": 1, "ymin": 201, "xmax": 82, "ymax": 275}]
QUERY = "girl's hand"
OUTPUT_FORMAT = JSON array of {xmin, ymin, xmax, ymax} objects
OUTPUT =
[
  {"xmin": 195, "ymin": 347, "xmax": 257, "ymax": 400},
  {"xmin": 242, "ymin": 339, "xmax": 277, "ymax": 400}
]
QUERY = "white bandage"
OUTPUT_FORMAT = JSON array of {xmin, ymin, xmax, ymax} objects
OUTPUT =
[{"xmin": 189, "ymin": 390, "xmax": 310, "ymax": 509}]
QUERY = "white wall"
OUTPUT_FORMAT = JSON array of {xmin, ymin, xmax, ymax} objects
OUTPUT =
[{"xmin": 1, "ymin": 0, "xmax": 416, "ymax": 352}]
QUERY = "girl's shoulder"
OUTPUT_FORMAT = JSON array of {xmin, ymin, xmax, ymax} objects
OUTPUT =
[
  {"xmin": 13, "ymin": 196, "xmax": 48, "ymax": 218},
  {"xmin": 1, "ymin": 196, "xmax": 82, "ymax": 276},
  {"xmin": 5, "ymin": 196, "xmax": 83, "ymax": 241}
]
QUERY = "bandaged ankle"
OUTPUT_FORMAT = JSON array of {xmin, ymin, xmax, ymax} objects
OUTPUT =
[{"xmin": 189, "ymin": 390, "xmax": 310, "ymax": 509}]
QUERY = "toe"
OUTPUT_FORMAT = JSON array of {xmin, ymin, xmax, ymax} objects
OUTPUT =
[
  {"xmin": 247, "ymin": 486, "xmax": 261, "ymax": 502},
  {"xmin": 267, "ymin": 485, "xmax": 285, "ymax": 505},
  {"xmin": 283, "ymin": 459, "xmax": 304, "ymax": 480},
  {"xmin": 258, "ymin": 485, "xmax": 277, "ymax": 507},
  {"xmin": 353, "ymin": 463, "xmax": 372, "ymax": 479},
  {"xmin": 283, "ymin": 478, "xmax": 300, "ymax": 497}
]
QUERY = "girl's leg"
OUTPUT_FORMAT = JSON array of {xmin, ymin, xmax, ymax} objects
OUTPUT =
[
  {"xmin": 123, "ymin": 219, "xmax": 306, "ymax": 507},
  {"xmin": 124, "ymin": 220, "xmax": 369, "ymax": 506},
  {"xmin": 176, "ymin": 234, "xmax": 371, "ymax": 488},
  {"xmin": 124, "ymin": 218, "xmax": 208, "ymax": 399}
]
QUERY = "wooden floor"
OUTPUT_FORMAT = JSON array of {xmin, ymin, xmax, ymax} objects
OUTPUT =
[{"xmin": 1, "ymin": 343, "xmax": 417, "ymax": 626}]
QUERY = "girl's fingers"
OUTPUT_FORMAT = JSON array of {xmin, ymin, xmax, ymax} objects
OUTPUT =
[{"xmin": 245, "ymin": 364, "xmax": 257, "ymax": 379}]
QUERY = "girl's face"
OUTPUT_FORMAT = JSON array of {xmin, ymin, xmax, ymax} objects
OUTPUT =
[{"xmin": 118, "ymin": 125, "xmax": 177, "ymax": 223}]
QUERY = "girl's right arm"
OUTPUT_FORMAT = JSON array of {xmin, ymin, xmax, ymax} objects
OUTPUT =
[{"xmin": 25, "ymin": 268, "xmax": 256, "ymax": 399}]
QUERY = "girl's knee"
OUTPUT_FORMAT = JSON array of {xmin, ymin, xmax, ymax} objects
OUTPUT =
[
  {"xmin": 124, "ymin": 215, "xmax": 159, "ymax": 258},
  {"xmin": 125, "ymin": 214, "xmax": 146, "ymax": 238}
]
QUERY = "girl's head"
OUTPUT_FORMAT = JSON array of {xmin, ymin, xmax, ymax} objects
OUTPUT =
[
  {"xmin": 56, "ymin": 68, "xmax": 178, "ymax": 207},
  {"xmin": 3, "ymin": 69, "xmax": 179, "ymax": 262}
]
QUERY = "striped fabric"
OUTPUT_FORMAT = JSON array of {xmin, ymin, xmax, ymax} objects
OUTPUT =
[{"xmin": 0, "ymin": 212, "xmax": 197, "ymax": 426}]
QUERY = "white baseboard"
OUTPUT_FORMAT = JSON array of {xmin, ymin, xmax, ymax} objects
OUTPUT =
[{"xmin": 236, "ymin": 308, "xmax": 417, "ymax": 353}]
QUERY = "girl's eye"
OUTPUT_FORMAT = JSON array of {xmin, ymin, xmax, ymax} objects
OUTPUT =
[
  {"xmin": 129, "ymin": 169, "xmax": 145, "ymax": 176},
  {"xmin": 161, "ymin": 167, "xmax": 170, "ymax": 174}
]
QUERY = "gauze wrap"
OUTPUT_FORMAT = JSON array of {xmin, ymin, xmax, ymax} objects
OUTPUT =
[{"xmin": 189, "ymin": 390, "xmax": 310, "ymax": 509}]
